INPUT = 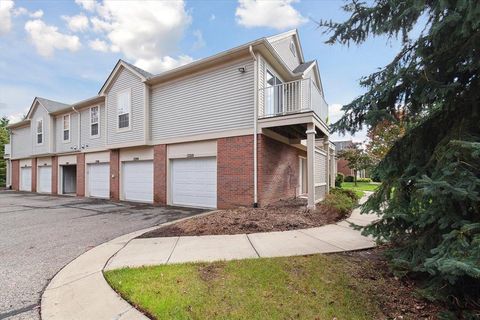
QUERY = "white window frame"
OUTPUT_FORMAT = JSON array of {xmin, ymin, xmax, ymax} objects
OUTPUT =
[
  {"xmin": 290, "ymin": 40, "xmax": 296, "ymax": 57},
  {"xmin": 36, "ymin": 118, "xmax": 43, "ymax": 145},
  {"xmin": 90, "ymin": 106, "xmax": 100, "ymax": 138},
  {"xmin": 117, "ymin": 88, "xmax": 131, "ymax": 132},
  {"xmin": 62, "ymin": 114, "xmax": 71, "ymax": 143}
]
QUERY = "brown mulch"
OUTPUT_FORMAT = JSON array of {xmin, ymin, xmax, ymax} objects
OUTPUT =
[
  {"xmin": 139, "ymin": 197, "xmax": 346, "ymax": 238},
  {"xmin": 337, "ymin": 247, "xmax": 444, "ymax": 319}
]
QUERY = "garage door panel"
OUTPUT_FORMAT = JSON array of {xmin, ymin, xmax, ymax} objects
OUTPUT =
[
  {"xmin": 122, "ymin": 161, "xmax": 153, "ymax": 203},
  {"xmin": 38, "ymin": 166, "xmax": 52, "ymax": 193},
  {"xmin": 20, "ymin": 167, "xmax": 32, "ymax": 191},
  {"xmin": 171, "ymin": 157, "xmax": 216, "ymax": 208},
  {"xmin": 88, "ymin": 163, "xmax": 110, "ymax": 199}
]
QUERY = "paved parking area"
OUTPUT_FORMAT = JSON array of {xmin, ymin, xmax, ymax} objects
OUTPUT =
[{"xmin": 0, "ymin": 191, "xmax": 204, "ymax": 320}]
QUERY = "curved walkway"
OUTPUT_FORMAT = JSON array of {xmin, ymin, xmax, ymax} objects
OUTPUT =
[{"xmin": 41, "ymin": 193, "xmax": 377, "ymax": 320}]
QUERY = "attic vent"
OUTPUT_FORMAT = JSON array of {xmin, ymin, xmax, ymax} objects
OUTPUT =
[{"xmin": 290, "ymin": 40, "xmax": 296, "ymax": 57}]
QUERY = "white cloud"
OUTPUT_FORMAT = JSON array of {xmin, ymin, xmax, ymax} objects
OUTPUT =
[
  {"xmin": 235, "ymin": 0, "xmax": 307, "ymax": 30},
  {"xmin": 87, "ymin": 0, "xmax": 193, "ymax": 73},
  {"xmin": 89, "ymin": 38, "xmax": 108, "ymax": 52},
  {"xmin": 0, "ymin": 0, "xmax": 14, "ymax": 35},
  {"xmin": 62, "ymin": 14, "xmax": 89, "ymax": 32},
  {"xmin": 30, "ymin": 10, "xmax": 43, "ymax": 18},
  {"xmin": 75, "ymin": 0, "xmax": 97, "ymax": 12},
  {"xmin": 135, "ymin": 55, "xmax": 194, "ymax": 74},
  {"xmin": 25, "ymin": 20, "xmax": 81, "ymax": 57},
  {"xmin": 192, "ymin": 29, "xmax": 205, "ymax": 50}
]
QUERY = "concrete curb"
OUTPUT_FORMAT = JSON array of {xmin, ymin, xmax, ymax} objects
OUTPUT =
[
  {"xmin": 41, "ymin": 194, "xmax": 377, "ymax": 319},
  {"xmin": 40, "ymin": 210, "xmax": 219, "ymax": 320}
]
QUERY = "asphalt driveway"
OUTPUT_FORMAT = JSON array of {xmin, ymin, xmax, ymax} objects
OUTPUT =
[{"xmin": 0, "ymin": 191, "xmax": 204, "ymax": 320}]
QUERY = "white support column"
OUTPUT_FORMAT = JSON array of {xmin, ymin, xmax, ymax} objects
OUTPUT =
[
  {"xmin": 324, "ymin": 138, "xmax": 330, "ymax": 194},
  {"xmin": 306, "ymin": 123, "xmax": 316, "ymax": 209}
]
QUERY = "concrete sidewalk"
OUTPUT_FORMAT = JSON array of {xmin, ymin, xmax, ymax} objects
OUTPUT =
[
  {"xmin": 105, "ymin": 209, "xmax": 376, "ymax": 270},
  {"xmin": 41, "ymin": 193, "xmax": 377, "ymax": 320}
]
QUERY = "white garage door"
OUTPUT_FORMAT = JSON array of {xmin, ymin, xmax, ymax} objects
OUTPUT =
[
  {"xmin": 38, "ymin": 166, "xmax": 52, "ymax": 193},
  {"xmin": 122, "ymin": 161, "xmax": 153, "ymax": 203},
  {"xmin": 20, "ymin": 167, "xmax": 32, "ymax": 191},
  {"xmin": 171, "ymin": 157, "xmax": 217, "ymax": 208},
  {"xmin": 88, "ymin": 163, "xmax": 110, "ymax": 199}
]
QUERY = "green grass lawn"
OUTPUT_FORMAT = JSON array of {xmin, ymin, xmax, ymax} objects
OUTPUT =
[
  {"xmin": 341, "ymin": 182, "xmax": 380, "ymax": 198},
  {"xmin": 105, "ymin": 255, "xmax": 381, "ymax": 320}
]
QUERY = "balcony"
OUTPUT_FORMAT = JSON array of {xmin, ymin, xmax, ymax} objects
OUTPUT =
[
  {"xmin": 259, "ymin": 78, "xmax": 328, "ymax": 123},
  {"xmin": 3, "ymin": 143, "xmax": 11, "ymax": 159}
]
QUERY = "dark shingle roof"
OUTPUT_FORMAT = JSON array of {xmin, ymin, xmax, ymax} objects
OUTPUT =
[
  {"xmin": 120, "ymin": 60, "xmax": 153, "ymax": 79},
  {"xmin": 293, "ymin": 60, "xmax": 315, "ymax": 74},
  {"xmin": 36, "ymin": 97, "xmax": 70, "ymax": 113}
]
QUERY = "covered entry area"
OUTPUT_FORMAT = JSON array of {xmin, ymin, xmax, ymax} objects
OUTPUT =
[{"xmin": 58, "ymin": 155, "xmax": 77, "ymax": 195}]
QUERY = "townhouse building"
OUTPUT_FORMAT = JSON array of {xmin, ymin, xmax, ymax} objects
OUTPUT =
[{"xmin": 4, "ymin": 29, "xmax": 335, "ymax": 209}]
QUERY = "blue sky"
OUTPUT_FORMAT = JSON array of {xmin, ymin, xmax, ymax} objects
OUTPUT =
[{"xmin": 0, "ymin": 0, "xmax": 401, "ymax": 141}]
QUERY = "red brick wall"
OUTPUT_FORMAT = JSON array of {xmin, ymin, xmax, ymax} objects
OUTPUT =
[
  {"xmin": 31, "ymin": 158, "xmax": 37, "ymax": 192},
  {"xmin": 258, "ymin": 135, "xmax": 305, "ymax": 206},
  {"xmin": 153, "ymin": 144, "xmax": 167, "ymax": 205},
  {"xmin": 217, "ymin": 135, "xmax": 254, "ymax": 209},
  {"xmin": 51, "ymin": 156, "xmax": 58, "ymax": 194},
  {"xmin": 76, "ymin": 154, "xmax": 85, "ymax": 196},
  {"xmin": 110, "ymin": 150, "xmax": 120, "ymax": 201},
  {"xmin": 337, "ymin": 158, "xmax": 352, "ymax": 177},
  {"xmin": 11, "ymin": 160, "xmax": 19, "ymax": 190}
]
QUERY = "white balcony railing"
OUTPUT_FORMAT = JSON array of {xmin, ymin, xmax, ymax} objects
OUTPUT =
[
  {"xmin": 3, "ymin": 143, "xmax": 11, "ymax": 158},
  {"xmin": 259, "ymin": 78, "xmax": 328, "ymax": 123}
]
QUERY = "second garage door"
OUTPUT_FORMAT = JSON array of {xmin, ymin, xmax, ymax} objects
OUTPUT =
[
  {"xmin": 122, "ymin": 161, "xmax": 153, "ymax": 203},
  {"xmin": 87, "ymin": 163, "xmax": 110, "ymax": 199},
  {"xmin": 171, "ymin": 157, "xmax": 217, "ymax": 208},
  {"xmin": 37, "ymin": 166, "xmax": 52, "ymax": 193}
]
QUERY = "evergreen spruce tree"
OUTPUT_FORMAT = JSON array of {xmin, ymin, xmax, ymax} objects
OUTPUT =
[{"xmin": 319, "ymin": 0, "xmax": 480, "ymax": 316}]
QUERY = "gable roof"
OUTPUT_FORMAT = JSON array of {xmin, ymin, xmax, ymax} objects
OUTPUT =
[
  {"xmin": 26, "ymin": 97, "xmax": 69, "ymax": 119},
  {"xmin": 98, "ymin": 59, "xmax": 152, "ymax": 95},
  {"xmin": 266, "ymin": 29, "xmax": 305, "ymax": 64}
]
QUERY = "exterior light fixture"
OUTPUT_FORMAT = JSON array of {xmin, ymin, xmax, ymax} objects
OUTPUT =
[{"xmin": 238, "ymin": 67, "xmax": 246, "ymax": 73}]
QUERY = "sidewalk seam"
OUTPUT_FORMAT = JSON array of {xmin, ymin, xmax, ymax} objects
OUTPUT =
[
  {"xmin": 246, "ymin": 234, "xmax": 261, "ymax": 258},
  {"xmin": 166, "ymin": 237, "xmax": 180, "ymax": 264}
]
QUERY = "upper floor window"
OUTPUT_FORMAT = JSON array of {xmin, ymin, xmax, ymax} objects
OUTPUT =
[
  {"xmin": 36, "ymin": 119, "xmax": 43, "ymax": 144},
  {"xmin": 63, "ymin": 114, "xmax": 70, "ymax": 142},
  {"xmin": 290, "ymin": 40, "xmax": 296, "ymax": 57},
  {"xmin": 90, "ymin": 106, "xmax": 100, "ymax": 137},
  {"xmin": 117, "ymin": 89, "xmax": 131, "ymax": 130}
]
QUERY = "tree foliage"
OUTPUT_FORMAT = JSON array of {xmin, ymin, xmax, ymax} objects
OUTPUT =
[
  {"xmin": 319, "ymin": 0, "xmax": 480, "ymax": 316},
  {"xmin": 338, "ymin": 144, "xmax": 372, "ymax": 185},
  {"xmin": 366, "ymin": 117, "xmax": 405, "ymax": 164},
  {"xmin": 0, "ymin": 116, "xmax": 9, "ymax": 187}
]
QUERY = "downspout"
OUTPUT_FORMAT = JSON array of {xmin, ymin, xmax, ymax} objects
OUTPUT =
[
  {"xmin": 71, "ymin": 106, "xmax": 81, "ymax": 150},
  {"xmin": 249, "ymin": 45, "xmax": 258, "ymax": 207}
]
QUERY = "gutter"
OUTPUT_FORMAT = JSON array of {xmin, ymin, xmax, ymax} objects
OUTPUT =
[
  {"xmin": 249, "ymin": 45, "xmax": 258, "ymax": 207},
  {"xmin": 71, "ymin": 106, "xmax": 81, "ymax": 150}
]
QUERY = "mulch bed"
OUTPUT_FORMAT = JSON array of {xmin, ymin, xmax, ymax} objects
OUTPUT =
[
  {"xmin": 139, "ymin": 197, "xmax": 346, "ymax": 238},
  {"xmin": 338, "ymin": 247, "xmax": 444, "ymax": 319}
]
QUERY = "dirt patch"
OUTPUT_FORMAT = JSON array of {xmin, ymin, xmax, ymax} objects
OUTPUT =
[
  {"xmin": 139, "ymin": 197, "xmax": 347, "ymax": 238},
  {"xmin": 197, "ymin": 263, "xmax": 225, "ymax": 283},
  {"xmin": 337, "ymin": 247, "xmax": 444, "ymax": 319}
]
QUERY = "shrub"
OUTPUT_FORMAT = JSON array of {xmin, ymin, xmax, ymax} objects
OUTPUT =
[
  {"xmin": 357, "ymin": 178, "xmax": 372, "ymax": 183},
  {"xmin": 331, "ymin": 187, "xmax": 359, "ymax": 202},
  {"xmin": 323, "ymin": 193, "xmax": 356, "ymax": 217},
  {"xmin": 335, "ymin": 173, "xmax": 344, "ymax": 187},
  {"xmin": 344, "ymin": 175, "xmax": 354, "ymax": 182},
  {"xmin": 323, "ymin": 188, "xmax": 358, "ymax": 216}
]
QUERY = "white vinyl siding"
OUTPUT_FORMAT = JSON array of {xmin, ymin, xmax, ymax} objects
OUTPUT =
[
  {"xmin": 81, "ymin": 104, "xmax": 106, "ymax": 149},
  {"xmin": 106, "ymin": 68, "xmax": 145, "ymax": 145},
  {"xmin": 270, "ymin": 36, "xmax": 301, "ymax": 71},
  {"xmin": 10, "ymin": 126, "xmax": 31, "ymax": 159},
  {"xmin": 55, "ymin": 112, "xmax": 79, "ymax": 153},
  {"xmin": 150, "ymin": 58, "xmax": 254, "ymax": 140}
]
